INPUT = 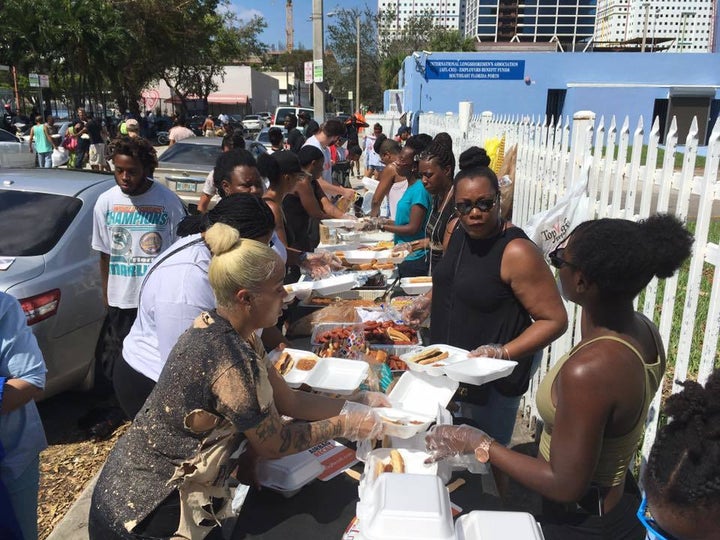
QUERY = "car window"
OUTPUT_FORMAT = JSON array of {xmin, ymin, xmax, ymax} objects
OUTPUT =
[
  {"xmin": 0, "ymin": 129, "xmax": 18, "ymax": 142},
  {"xmin": 257, "ymin": 131, "xmax": 270, "ymax": 142},
  {"xmin": 0, "ymin": 190, "xmax": 82, "ymax": 256},
  {"xmin": 159, "ymin": 143, "xmax": 222, "ymax": 167}
]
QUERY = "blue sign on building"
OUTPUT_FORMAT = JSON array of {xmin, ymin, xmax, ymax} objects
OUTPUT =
[{"xmin": 425, "ymin": 59, "xmax": 525, "ymax": 80}]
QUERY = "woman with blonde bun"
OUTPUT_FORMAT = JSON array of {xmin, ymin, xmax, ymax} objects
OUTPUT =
[{"xmin": 89, "ymin": 222, "xmax": 385, "ymax": 540}]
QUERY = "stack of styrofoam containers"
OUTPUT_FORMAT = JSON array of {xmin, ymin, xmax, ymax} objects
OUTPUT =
[
  {"xmin": 256, "ymin": 451, "xmax": 324, "ymax": 498},
  {"xmin": 455, "ymin": 511, "xmax": 545, "ymax": 539}
]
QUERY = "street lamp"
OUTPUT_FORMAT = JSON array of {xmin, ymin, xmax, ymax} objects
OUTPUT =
[{"xmin": 328, "ymin": 11, "xmax": 361, "ymax": 116}]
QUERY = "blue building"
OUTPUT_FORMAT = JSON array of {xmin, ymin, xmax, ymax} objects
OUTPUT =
[{"xmin": 390, "ymin": 51, "xmax": 720, "ymax": 144}]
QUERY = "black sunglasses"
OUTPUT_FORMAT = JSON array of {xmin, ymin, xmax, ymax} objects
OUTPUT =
[
  {"xmin": 548, "ymin": 246, "xmax": 577, "ymax": 269},
  {"xmin": 455, "ymin": 195, "xmax": 499, "ymax": 216}
]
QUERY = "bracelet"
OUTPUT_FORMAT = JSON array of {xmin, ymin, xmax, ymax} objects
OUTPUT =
[
  {"xmin": 298, "ymin": 252, "xmax": 308, "ymax": 264},
  {"xmin": 502, "ymin": 346, "xmax": 510, "ymax": 360}
]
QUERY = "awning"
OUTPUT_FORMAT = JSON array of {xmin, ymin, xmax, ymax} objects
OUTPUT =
[{"xmin": 207, "ymin": 93, "xmax": 248, "ymax": 104}]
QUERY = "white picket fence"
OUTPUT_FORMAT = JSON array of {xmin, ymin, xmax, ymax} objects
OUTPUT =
[{"xmin": 369, "ymin": 109, "xmax": 720, "ymax": 469}]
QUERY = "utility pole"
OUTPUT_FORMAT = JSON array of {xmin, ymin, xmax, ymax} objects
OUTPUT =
[
  {"xmin": 355, "ymin": 15, "xmax": 360, "ymax": 114},
  {"xmin": 312, "ymin": 0, "xmax": 325, "ymax": 121}
]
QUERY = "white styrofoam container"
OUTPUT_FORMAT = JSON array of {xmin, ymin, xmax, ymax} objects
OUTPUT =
[
  {"xmin": 339, "ymin": 230, "xmax": 395, "ymax": 244},
  {"xmin": 442, "ymin": 357, "xmax": 518, "ymax": 386},
  {"xmin": 359, "ymin": 448, "xmax": 438, "ymax": 501},
  {"xmin": 402, "ymin": 345, "xmax": 471, "ymax": 377},
  {"xmin": 455, "ymin": 511, "xmax": 545, "ymax": 540},
  {"xmin": 399, "ymin": 278, "xmax": 433, "ymax": 295},
  {"xmin": 322, "ymin": 218, "xmax": 358, "ymax": 229},
  {"xmin": 311, "ymin": 274, "xmax": 358, "ymax": 296},
  {"xmin": 272, "ymin": 348, "xmax": 321, "ymax": 388},
  {"xmin": 284, "ymin": 281, "xmax": 314, "ymax": 302},
  {"xmin": 304, "ymin": 357, "xmax": 369, "ymax": 395},
  {"xmin": 314, "ymin": 242, "xmax": 363, "ymax": 253},
  {"xmin": 360, "ymin": 474, "xmax": 456, "ymax": 540},
  {"xmin": 256, "ymin": 451, "xmax": 324, "ymax": 498},
  {"xmin": 375, "ymin": 371, "xmax": 459, "ymax": 439}
]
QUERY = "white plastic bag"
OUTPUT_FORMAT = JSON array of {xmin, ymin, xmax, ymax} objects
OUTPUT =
[
  {"xmin": 522, "ymin": 163, "xmax": 591, "ymax": 257},
  {"xmin": 52, "ymin": 147, "xmax": 69, "ymax": 167}
]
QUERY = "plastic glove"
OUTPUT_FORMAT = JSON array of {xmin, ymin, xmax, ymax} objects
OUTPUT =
[
  {"xmin": 402, "ymin": 294, "xmax": 432, "ymax": 327},
  {"xmin": 300, "ymin": 252, "xmax": 344, "ymax": 279},
  {"xmin": 350, "ymin": 390, "xmax": 392, "ymax": 408},
  {"xmin": 339, "ymin": 401, "xmax": 384, "ymax": 441},
  {"xmin": 392, "ymin": 242, "xmax": 414, "ymax": 255},
  {"xmin": 468, "ymin": 344, "xmax": 508, "ymax": 359},
  {"xmin": 424, "ymin": 424, "xmax": 488, "ymax": 463}
]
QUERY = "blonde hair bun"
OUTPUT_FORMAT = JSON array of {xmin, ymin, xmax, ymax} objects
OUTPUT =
[{"xmin": 205, "ymin": 222, "xmax": 241, "ymax": 255}]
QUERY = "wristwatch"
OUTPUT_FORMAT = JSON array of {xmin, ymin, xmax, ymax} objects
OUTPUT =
[{"xmin": 474, "ymin": 435, "xmax": 495, "ymax": 463}]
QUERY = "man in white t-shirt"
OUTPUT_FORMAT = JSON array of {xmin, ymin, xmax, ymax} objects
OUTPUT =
[
  {"xmin": 92, "ymin": 137, "xmax": 186, "ymax": 396},
  {"xmin": 302, "ymin": 118, "xmax": 355, "ymax": 201},
  {"xmin": 168, "ymin": 116, "xmax": 195, "ymax": 146}
]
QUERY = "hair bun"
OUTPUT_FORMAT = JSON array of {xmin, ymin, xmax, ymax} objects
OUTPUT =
[
  {"xmin": 204, "ymin": 222, "xmax": 241, "ymax": 256},
  {"xmin": 459, "ymin": 146, "xmax": 491, "ymax": 171},
  {"xmin": 639, "ymin": 214, "xmax": 694, "ymax": 278}
]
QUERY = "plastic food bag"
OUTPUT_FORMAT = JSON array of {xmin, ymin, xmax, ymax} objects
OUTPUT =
[{"xmin": 52, "ymin": 147, "xmax": 69, "ymax": 167}]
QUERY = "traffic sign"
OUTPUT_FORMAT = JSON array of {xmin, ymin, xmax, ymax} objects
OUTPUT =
[
  {"xmin": 313, "ymin": 59, "xmax": 323, "ymax": 83},
  {"xmin": 304, "ymin": 61, "xmax": 313, "ymax": 85}
]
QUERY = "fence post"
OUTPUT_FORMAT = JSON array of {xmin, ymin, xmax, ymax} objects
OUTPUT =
[
  {"xmin": 569, "ymin": 110, "xmax": 596, "ymax": 186},
  {"xmin": 480, "ymin": 111, "xmax": 493, "ymax": 146},
  {"xmin": 458, "ymin": 101, "xmax": 473, "ymax": 140}
]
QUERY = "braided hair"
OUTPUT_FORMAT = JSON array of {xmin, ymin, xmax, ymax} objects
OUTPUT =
[
  {"xmin": 567, "ymin": 214, "xmax": 693, "ymax": 298},
  {"xmin": 418, "ymin": 138, "xmax": 456, "ymax": 178},
  {"xmin": 644, "ymin": 369, "xmax": 720, "ymax": 512},
  {"xmin": 176, "ymin": 193, "xmax": 275, "ymax": 239}
]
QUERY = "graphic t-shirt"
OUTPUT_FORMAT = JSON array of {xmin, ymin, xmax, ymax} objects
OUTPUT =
[{"xmin": 92, "ymin": 182, "xmax": 186, "ymax": 309}]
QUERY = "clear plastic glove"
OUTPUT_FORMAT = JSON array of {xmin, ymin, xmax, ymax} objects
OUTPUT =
[
  {"xmin": 339, "ymin": 401, "xmax": 384, "ymax": 441},
  {"xmin": 392, "ymin": 242, "xmax": 414, "ymax": 255},
  {"xmin": 402, "ymin": 294, "xmax": 432, "ymax": 327},
  {"xmin": 350, "ymin": 390, "xmax": 392, "ymax": 408},
  {"xmin": 300, "ymin": 252, "xmax": 344, "ymax": 279},
  {"xmin": 468, "ymin": 344, "xmax": 508, "ymax": 359},
  {"xmin": 424, "ymin": 424, "xmax": 487, "ymax": 463}
]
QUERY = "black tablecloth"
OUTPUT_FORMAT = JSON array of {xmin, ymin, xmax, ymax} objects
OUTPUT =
[{"xmin": 230, "ymin": 466, "xmax": 503, "ymax": 539}]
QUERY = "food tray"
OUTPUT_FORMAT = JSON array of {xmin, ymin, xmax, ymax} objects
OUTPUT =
[
  {"xmin": 272, "ymin": 348, "xmax": 369, "ymax": 394},
  {"xmin": 374, "ymin": 371, "xmax": 458, "ymax": 439},
  {"xmin": 399, "ymin": 277, "xmax": 433, "ymax": 295},
  {"xmin": 442, "ymin": 357, "xmax": 517, "ymax": 386},
  {"xmin": 455, "ymin": 511, "xmax": 545, "ymax": 540},
  {"xmin": 401, "ymin": 344, "xmax": 471, "ymax": 377},
  {"xmin": 257, "ymin": 451, "xmax": 324, "ymax": 497},
  {"xmin": 359, "ymin": 448, "xmax": 438, "ymax": 501},
  {"xmin": 321, "ymin": 218, "xmax": 358, "ymax": 229},
  {"xmin": 341, "ymin": 250, "xmax": 407, "ymax": 265},
  {"xmin": 311, "ymin": 322, "xmax": 423, "ymax": 354},
  {"xmin": 311, "ymin": 274, "xmax": 358, "ymax": 296}
]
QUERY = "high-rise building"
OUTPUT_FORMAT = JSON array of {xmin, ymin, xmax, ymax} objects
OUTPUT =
[
  {"xmin": 463, "ymin": 0, "xmax": 597, "ymax": 51},
  {"xmin": 595, "ymin": 0, "xmax": 716, "ymax": 52},
  {"xmin": 378, "ymin": 0, "xmax": 468, "ymax": 35}
]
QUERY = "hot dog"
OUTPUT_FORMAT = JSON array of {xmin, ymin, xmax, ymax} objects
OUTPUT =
[
  {"xmin": 406, "ymin": 347, "xmax": 449, "ymax": 365},
  {"xmin": 374, "ymin": 450, "xmax": 405, "ymax": 477},
  {"xmin": 274, "ymin": 352, "xmax": 294, "ymax": 375}
]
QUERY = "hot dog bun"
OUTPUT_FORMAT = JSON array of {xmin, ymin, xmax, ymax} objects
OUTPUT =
[
  {"xmin": 390, "ymin": 449, "xmax": 405, "ymax": 473},
  {"xmin": 408, "ymin": 276, "xmax": 432, "ymax": 283},
  {"xmin": 418, "ymin": 351, "xmax": 449, "ymax": 365},
  {"xmin": 407, "ymin": 347, "xmax": 447, "ymax": 364},
  {"xmin": 274, "ymin": 352, "xmax": 294, "ymax": 375}
]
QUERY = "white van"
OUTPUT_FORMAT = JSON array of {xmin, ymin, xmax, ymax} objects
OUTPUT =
[{"xmin": 272, "ymin": 106, "xmax": 315, "ymax": 127}]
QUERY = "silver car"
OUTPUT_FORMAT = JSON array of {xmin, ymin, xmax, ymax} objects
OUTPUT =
[
  {"xmin": 155, "ymin": 137, "xmax": 266, "ymax": 212},
  {"xmin": 241, "ymin": 114, "xmax": 264, "ymax": 132},
  {"xmin": 0, "ymin": 169, "xmax": 115, "ymax": 397},
  {"xmin": 0, "ymin": 128, "xmax": 36, "ymax": 168}
]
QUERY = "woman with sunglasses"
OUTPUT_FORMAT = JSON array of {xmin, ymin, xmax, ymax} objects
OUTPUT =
[
  {"xmin": 406, "ymin": 162, "xmax": 567, "ymax": 447},
  {"xmin": 639, "ymin": 368, "xmax": 720, "ymax": 540},
  {"xmin": 424, "ymin": 214, "xmax": 693, "ymax": 539},
  {"xmin": 90, "ymin": 222, "xmax": 385, "ymax": 540}
]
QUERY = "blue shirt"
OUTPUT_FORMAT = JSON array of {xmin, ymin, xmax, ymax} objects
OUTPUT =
[
  {"xmin": 0, "ymin": 293, "xmax": 47, "ymax": 480},
  {"xmin": 394, "ymin": 180, "xmax": 432, "ymax": 261}
]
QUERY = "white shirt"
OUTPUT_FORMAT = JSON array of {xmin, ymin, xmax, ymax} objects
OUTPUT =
[
  {"xmin": 123, "ymin": 233, "xmax": 287, "ymax": 381},
  {"xmin": 303, "ymin": 136, "xmax": 332, "ymax": 184},
  {"xmin": 92, "ymin": 182, "xmax": 186, "ymax": 309}
]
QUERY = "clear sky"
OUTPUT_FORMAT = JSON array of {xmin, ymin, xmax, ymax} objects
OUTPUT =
[{"xmin": 229, "ymin": 1, "xmax": 375, "ymax": 51}]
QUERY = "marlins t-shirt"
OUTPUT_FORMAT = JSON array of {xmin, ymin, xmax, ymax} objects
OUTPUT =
[{"xmin": 92, "ymin": 182, "xmax": 186, "ymax": 309}]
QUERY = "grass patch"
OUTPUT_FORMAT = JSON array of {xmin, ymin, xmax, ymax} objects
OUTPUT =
[{"xmin": 601, "ymin": 145, "xmax": 708, "ymax": 169}]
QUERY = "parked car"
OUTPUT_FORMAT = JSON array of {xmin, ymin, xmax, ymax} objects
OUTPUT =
[
  {"xmin": 272, "ymin": 106, "xmax": 315, "ymax": 128},
  {"xmin": 256, "ymin": 111, "xmax": 272, "ymax": 125},
  {"xmin": 155, "ymin": 137, "xmax": 266, "ymax": 213},
  {"xmin": 0, "ymin": 169, "xmax": 115, "ymax": 398},
  {"xmin": 0, "ymin": 128, "xmax": 37, "ymax": 168},
  {"xmin": 241, "ymin": 114, "xmax": 264, "ymax": 132}
]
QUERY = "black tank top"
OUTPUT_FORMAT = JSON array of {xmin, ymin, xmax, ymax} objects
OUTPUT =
[{"xmin": 430, "ymin": 225, "xmax": 534, "ymax": 397}]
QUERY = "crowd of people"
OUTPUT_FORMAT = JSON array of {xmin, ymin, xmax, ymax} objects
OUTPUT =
[{"xmin": 1, "ymin": 109, "xmax": 717, "ymax": 540}]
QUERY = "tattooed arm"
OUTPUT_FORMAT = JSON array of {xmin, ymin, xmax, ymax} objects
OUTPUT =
[{"xmin": 244, "ymin": 404, "xmax": 344, "ymax": 460}]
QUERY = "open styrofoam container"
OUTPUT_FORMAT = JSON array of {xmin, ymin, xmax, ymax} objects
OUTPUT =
[
  {"xmin": 341, "ymin": 249, "xmax": 409, "ymax": 265},
  {"xmin": 339, "ymin": 230, "xmax": 395, "ymax": 244},
  {"xmin": 455, "ymin": 511, "xmax": 545, "ymax": 540},
  {"xmin": 272, "ymin": 348, "xmax": 322, "ymax": 388},
  {"xmin": 442, "ymin": 357, "xmax": 518, "ymax": 386},
  {"xmin": 399, "ymin": 277, "xmax": 433, "ymax": 295},
  {"xmin": 359, "ymin": 448, "xmax": 438, "ymax": 501},
  {"xmin": 374, "ymin": 371, "xmax": 459, "ymax": 439},
  {"xmin": 402, "ymin": 345, "xmax": 471, "ymax": 377},
  {"xmin": 321, "ymin": 218, "xmax": 358, "ymax": 229},
  {"xmin": 256, "ymin": 451, "xmax": 324, "ymax": 498},
  {"xmin": 311, "ymin": 274, "xmax": 358, "ymax": 296},
  {"xmin": 273, "ymin": 348, "xmax": 368, "ymax": 394},
  {"xmin": 358, "ymin": 474, "xmax": 456, "ymax": 540},
  {"xmin": 284, "ymin": 281, "xmax": 314, "ymax": 302}
]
